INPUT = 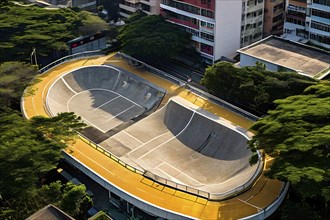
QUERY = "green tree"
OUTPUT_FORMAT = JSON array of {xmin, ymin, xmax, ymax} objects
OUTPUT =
[
  {"xmin": 248, "ymin": 82, "xmax": 330, "ymax": 209},
  {"xmin": 123, "ymin": 10, "xmax": 147, "ymax": 24},
  {"xmin": 0, "ymin": 4, "xmax": 107, "ymax": 63},
  {"xmin": 0, "ymin": 62, "xmax": 38, "ymax": 110},
  {"xmin": 98, "ymin": 0, "xmax": 119, "ymax": 21},
  {"xmin": 0, "ymin": 110, "xmax": 85, "ymax": 198},
  {"xmin": 118, "ymin": 15, "xmax": 195, "ymax": 65},
  {"xmin": 0, "ymin": 181, "xmax": 93, "ymax": 219},
  {"xmin": 201, "ymin": 62, "xmax": 317, "ymax": 115},
  {"xmin": 77, "ymin": 11, "xmax": 109, "ymax": 36},
  {"xmin": 60, "ymin": 182, "xmax": 93, "ymax": 218}
]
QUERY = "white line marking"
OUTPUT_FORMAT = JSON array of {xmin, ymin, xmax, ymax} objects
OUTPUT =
[
  {"xmin": 158, "ymin": 162, "xmax": 203, "ymax": 185},
  {"xmin": 61, "ymin": 78, "xmax": 77, "ymax": 94},
  {"xmin": 127, "ymin": 131, "xmax": 171, "ymax": 155},
  {"xmin": 237, "ymin": 198, "xmax": 262, "ymax": 211},
  {"xmin": 154, "ymin": 162, "xmax": 164, "ymax": 169},
  {"xmin": 105, "ymin": 105, "xmax": 136, "ymax": 122},
  {"xmin": 155, "ymin": 169, "xmax": 186, "ymax": 185},
  {"xmin": 92, "ymin": 95, "xmax": 120, "ymax": 111},
  {"xmin": 79, "ymin": 116, "xmax": 108, "ymax": 133},
  {"xmin": 123, "ymin": 131, "xmax": 144, "ymax": 144},
  {"xmin": 138, "ymin": 111, "xmax": 196, "ymax": 159},
  {"xmin": 69, "ymin": 145, "xmax": 114, "ymax": 175},
  {"xmin": 88, "ymin": 88, "xmax": 144, "ymax": 109},
  {"xmin": 32, "ymin": 96, "xmax": 37, "ymax": 116}
]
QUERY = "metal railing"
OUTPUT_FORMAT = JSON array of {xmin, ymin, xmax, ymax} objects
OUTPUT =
[
  {"xmin": 117, "ymin": 52, "xmax": 259, "ymax": 122},
  {"xmin": 240, "ymin": 182, "xmax": 289, "ymax": 220},
  {"xmin": 38, "ymin": 50, "xmax": 105, "ymax": 74},
  {"xmin": 78, "ymin": 133, "xmax": 145, "ymax": 176},
  {"xmin": 33, "ymin": 51, "xmax": 263, "ymax": 201}
]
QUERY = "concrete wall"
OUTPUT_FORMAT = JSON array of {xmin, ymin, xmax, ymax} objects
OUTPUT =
[
  {"xmin": 240, "ymin": 54, "xmax": 279, "ymax": 71},
  {"xmin": 213, "ymin": 1, "xmax": 242, "ymax": 61}
]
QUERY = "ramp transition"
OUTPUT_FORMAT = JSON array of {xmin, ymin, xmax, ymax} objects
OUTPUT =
[{"xmin": 46, "ymin": 65, "xmax": 166, "ymax": 133}]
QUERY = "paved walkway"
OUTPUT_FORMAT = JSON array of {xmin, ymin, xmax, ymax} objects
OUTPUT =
[{"xmin": 22, "ymin": 54, "xmax": 284, "ymax": 219}]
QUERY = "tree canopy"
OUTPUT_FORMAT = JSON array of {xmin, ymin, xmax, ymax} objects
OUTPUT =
[
  {"xmin": 118, "ymin": 15, "xmax": 195, "ymax": 65},
  {"xmin": 201, "ymin": 62, "xmax": 318, "ymax": 115},
  {"xmin": 0, "ymin": 62, "xmax": 38, "ymax": 109},
  {"xmin": 0, "ymin": 181, "xmax": 93, "ymax": 219},
  {"xmin": 77, "ymin": 10, "xmax": 109, "ymax": 36},
  {"xmin": 248, "ymin": 82, "xmax": 330, "ymax": 205},
  {"xmin": 0, "ymin": 3, "xmax": 107, "ymax": 63},
  {"xmin": 0, "ymin": 110, "xmax": 85, "ymax": 198}
]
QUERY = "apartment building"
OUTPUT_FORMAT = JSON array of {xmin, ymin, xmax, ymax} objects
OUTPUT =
[
  {"xmin": 263, "ymin": 0, "xmax": 285, "ymax": 37},
  {"xmin": 241, "ymin": 0, "xmax": 265, "ymax": 47},
  {"xmin": 118, "ymin": 0, "xmax": 265, "ymax": 63},
  {"xmin": 159, "ymin": 0, "xmax": 264, "ymax": 63},
  {"xmin": 119, "ymin": 0, "xmax": 161, "ymax": 18},
  {"xmin": 283, "ymin": 0, "xmax": 330, "ymax": 49},
  {"xmin": 160, "ymin": 0, "xmax": 239, "ymax": 63}
]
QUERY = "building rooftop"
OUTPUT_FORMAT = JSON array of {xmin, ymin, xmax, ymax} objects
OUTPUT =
[
  {"xmin": 27, "ymin": 204, "xmax": 75, "ymax": 220},
  {"xmin": 238, "ymin": 36, "xmax": 330, "ymax": 78}
]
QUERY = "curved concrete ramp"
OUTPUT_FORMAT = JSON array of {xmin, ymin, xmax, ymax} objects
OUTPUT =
[
  {"xmin": 46, "ymin": 65, "xmax": 165, "ymax": 133},
  {"xmin": 100, "ymin": 97, "xmax": 261, "ymax": 196}
]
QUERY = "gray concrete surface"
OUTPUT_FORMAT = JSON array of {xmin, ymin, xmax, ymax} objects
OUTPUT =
[
  {"xmin": 100, "ymin": 97, "xmax": 260, "ymax": 195},
  {"xmin": 46, "ymin": 65, "xmax": 165, "ymax": 133},
  {"xmin": 238, "ymin": 36, "xmax": 330, "ymax": 77}
]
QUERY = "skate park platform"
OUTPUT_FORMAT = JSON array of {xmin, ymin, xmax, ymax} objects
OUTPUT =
[
  {"xmin": 46, "ymin": 64, "xmax": 261, "ymax": 199},
  {"xmin": 22, "ymin": 53, "xmax": 287, "ymax": 220}
]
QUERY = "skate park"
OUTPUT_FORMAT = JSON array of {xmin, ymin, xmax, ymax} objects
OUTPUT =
[
  {"xmin": 22, "ymin": 52, "xmax": 288, "ymax": 219},
  {"xmin": 46, "ymin": 63, "xmax": 261, "ymax": 199}
]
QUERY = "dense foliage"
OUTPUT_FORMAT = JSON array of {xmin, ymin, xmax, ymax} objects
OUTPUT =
[
  {"xmin": 77, "ymin": 10, "xmax": 109, "ymax": 36},
  {"xmin": 1, "ymin": 181, "xmax": 92, "ymax": 219},
  {"xmin": 201, "ymin": 62, "xmax": 317, "ymax": 115},
  {"xmin": 0, "ymin": 62, "xmax": 38, "ymax": 109},
  {"xmin": 0, "ymin": 110, "xmax": 85, "ymax": 197},
  {"xmin": 118, "ymin": 15, "xmax": 195, "ymax": 65},
  {"xmin": 0, "ymin": 110, "xmax": 87, "ymax": 219},
  {"xmin": 0, "ymin": 3, "xmax": 107, "ymax": 63},
  {"xmin": 249, "ymin": 82, "xmax": 330, "ymax": 213},
  {"xmin": 98, "ymin": 0, "xmax": 119, "ymax": 21}
]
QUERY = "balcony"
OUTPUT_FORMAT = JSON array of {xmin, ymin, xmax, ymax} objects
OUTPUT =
[
  {"xmin": 124, "ymin": 0, "xmax": 140, "ymax": 3},
  {"xmin": 119, "ymin": 3, "xmax": 140, "ymax": 13},
  {"xmin": 310, "ymin": 15, "xmax": 330, "ymax": 26},
  {"xmin": 166, "ymin": 17, "xmax": 199, "ymax": 29},
  {"xmin": 200, "ymin": 26, "xmax": 214, "ymax": 34},
  {"xmin": 160, "ymin": 3, "xmax": 215, "ymax": 23},
  {"xmin": 141, "ymin": 0, "xmax": 158, "ymax": 7},
  {"xmin": 309, "ymin": 3, "xmax": 330, "ymax": 12}
]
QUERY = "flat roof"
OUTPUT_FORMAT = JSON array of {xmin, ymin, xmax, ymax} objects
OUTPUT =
[
  {"xmin": 238, "ymin": 36, "xmax": 330, "ymax": 78},
  {"xmin": 27, "ymin": 204, "xmax": 74, "ymax": 220}
]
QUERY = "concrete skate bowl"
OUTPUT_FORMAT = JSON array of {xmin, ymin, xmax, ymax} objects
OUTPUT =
[
  {"xmin": 100, "ymin": 97, "xmax": 263, "ymax": 200},
  {"xmin": 46, "ymin": 65, "xmax": 166, "ymax": 133}
]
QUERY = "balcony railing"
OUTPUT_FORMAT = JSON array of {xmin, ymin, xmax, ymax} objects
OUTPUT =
[{"xmin": 167, "ymin": 17, "xmax": 199, "ymax": 29}]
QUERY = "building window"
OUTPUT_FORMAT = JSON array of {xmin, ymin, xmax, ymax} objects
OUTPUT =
[
  {"xmin": 201, "ymin": 32, "xmax": 214, "ymax": 42},
  {"xmin": 201, "ymin": 21, "xmax": 214, "ymax": 29},
  {"xmin": 201, "ymin": 9, "xmax": 214, "ymax": 18},
  {"xmin": 311, "ymin": 21, "xmax": 330, "ymax": 32},
  {"xmin": 313, "ymin": 0, "xmax": 330, "ymax": 6},
  {"xmin": 201, "ymin": 43, "xmax": 213, "ymax": 55},
  {"xmin": 310, "ymin": 33, "xmax": 330, "ymax": 44},
  {"xmin": 311, "ymin": 9, "xmax": 330, "ymax": 19}
]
